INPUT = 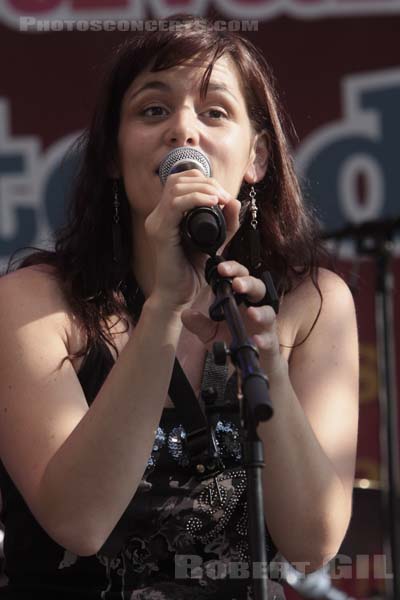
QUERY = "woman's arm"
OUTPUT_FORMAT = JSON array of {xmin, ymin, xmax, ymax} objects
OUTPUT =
[
  {"xmin": 0, "ymin": 267, "xmax": 184, "ymax": 556},
  {"xmin": 0, "ymin": 172, "xmax": 239, "ymax": 557},
  {"xmin": 259, "ymin": 269, "xmax": 358, "ymax": 571},
  {"xmin": 260, "ymin": 273, "xmax": 358, "ymax": 572},
  {"xmin": 182, "ymin": 265, "xmax": 359, "ymax": 572}
]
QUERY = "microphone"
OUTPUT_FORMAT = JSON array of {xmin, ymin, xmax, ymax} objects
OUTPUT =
[{"xmin": 158, "ymin": 147, "xmax": 226, "ymax": 254}]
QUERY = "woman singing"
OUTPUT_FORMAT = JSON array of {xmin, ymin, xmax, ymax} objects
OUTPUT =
[{"xmin": 0, "ymin": 14, "xmax": 359, "ymax": 599}]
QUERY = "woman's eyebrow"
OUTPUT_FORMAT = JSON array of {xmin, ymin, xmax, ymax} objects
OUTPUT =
[
  {"xmin": 206, "ymin": 82, "xmax": 239, "ymax": 104},
  {"xmin": 129, "ymin": 81, "xmax": 170, "ymax": 101},
  {"xmin": 128, "ymin": 80, "xmax": 239, "ymax": 104}
]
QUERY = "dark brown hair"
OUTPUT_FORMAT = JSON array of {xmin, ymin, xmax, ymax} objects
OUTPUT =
[{"xmin": 11, "ymin": 14, "xmax": 325, "ymax": 358}]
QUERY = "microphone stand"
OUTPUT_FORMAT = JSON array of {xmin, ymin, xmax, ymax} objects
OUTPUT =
[
  {"xmin": 324, "ymin": 217, "xmax": 400, "ymax": 600},
  {"xmin": 160, "ymin": 148, "xmax": 274, "ymax": 596},
  {"xmin": 204, "ymin": 254, "xmax": 274, "ymax": 600}
]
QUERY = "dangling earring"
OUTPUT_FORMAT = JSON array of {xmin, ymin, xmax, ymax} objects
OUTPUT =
[
  {"xmin": 112, "ymin": 180, "xmax": 123, "ymax": 264},
  {"xmin": 248, "ymin": 185, "xmax": 261, "ymax": 272}
]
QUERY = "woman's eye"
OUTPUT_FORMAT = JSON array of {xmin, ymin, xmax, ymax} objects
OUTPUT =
[
  {"xmin": 203, "ymin": 108, "xmax": 227, "ymax": 120},
  {"xmin": 142, "ymin": 106, "xmax": 168, "ymax": 117}
]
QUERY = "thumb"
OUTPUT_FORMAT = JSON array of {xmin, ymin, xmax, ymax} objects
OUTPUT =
[{"xmin": 181, "ymin": 309, "xmax": 218, "ymax": 345}]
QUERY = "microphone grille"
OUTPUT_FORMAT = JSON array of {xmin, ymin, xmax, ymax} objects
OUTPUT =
[{"xmin": 158, "ymin": 147, "xmax": 211, "ymax": 185}]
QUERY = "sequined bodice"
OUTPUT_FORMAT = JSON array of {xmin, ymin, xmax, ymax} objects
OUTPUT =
[{"xmin": 146, "ymin": 409, "xmax": 242, "ymax": 471}]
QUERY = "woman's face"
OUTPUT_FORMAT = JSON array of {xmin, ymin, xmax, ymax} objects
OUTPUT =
[{"xmin": 117, "ymin": 54, "xmax": 264, "ymax": 218}]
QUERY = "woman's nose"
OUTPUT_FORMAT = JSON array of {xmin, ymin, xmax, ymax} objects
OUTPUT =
[{"xmin": 163, "ymin": 108, "xmax": 200, "ymax": 147}]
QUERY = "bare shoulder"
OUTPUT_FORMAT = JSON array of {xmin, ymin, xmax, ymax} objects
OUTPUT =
[
  {"xmin": 0, "ymin": 263, "xmax": 65, "ymax": 301},
  {"xmin": 279, "ymin": 268, "xmax": 356, "ymax": 348},
  {"xmin": 287, "ymin": 267, "xmax": 354, "ymax": 306},
  {"xmin": 0, "ymin": 264, "xmax": 68, "ymax": 315},
  {"xmin": 0, "ymin": 264, "xmax": 71, "ymax": 343}
]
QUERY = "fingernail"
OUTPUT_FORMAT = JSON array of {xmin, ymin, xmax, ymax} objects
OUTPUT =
[{"xmin": 220, "ymin": 190, "xmax": 231, "ymax": 201}]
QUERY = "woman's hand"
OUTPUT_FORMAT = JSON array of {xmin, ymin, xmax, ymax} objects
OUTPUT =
[
  {"xmin": 181, "ymin": 260, "xmax": 286, "ymax": 378},
  {"xmin": 144, "ymin": 170, "xmax": 241, "ymax": 309}
]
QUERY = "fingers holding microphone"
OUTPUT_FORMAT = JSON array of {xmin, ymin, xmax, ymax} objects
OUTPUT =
[
  {"xmin": 157, "ymin": 147, "xmax": 240, "ymax": 254},
  {"xmin": 145, "ymin": 147, "xmax": 238, "ymax": 307},
  {"xmin": 166, "ymin": 171, "xmax": 233, "ymax": 216}
]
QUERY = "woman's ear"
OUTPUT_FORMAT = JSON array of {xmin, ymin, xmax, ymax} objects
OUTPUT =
[{"xmin": 244, "ymin": 130, "xmax": 270, "ymax": 184}]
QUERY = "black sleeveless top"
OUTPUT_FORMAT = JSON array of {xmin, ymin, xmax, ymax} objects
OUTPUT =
[{"xmin": 0, "ymin": 340, "xmax": 286, "ymax": 599}]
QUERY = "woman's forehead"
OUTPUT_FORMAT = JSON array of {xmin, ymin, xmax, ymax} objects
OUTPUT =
[{"xmin": 125, "ymin": 55, "xmax": 247, "ymax": 101}]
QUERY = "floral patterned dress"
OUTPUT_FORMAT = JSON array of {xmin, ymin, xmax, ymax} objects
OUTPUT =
[{"xmin": 0, "ymin": 341, "xmax": 286, "ymax": 599}]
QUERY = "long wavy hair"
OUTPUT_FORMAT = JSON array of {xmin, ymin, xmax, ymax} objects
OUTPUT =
[{"xmin": 11, "ymin": 14, "xmax": 325, "ymax": 359}]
